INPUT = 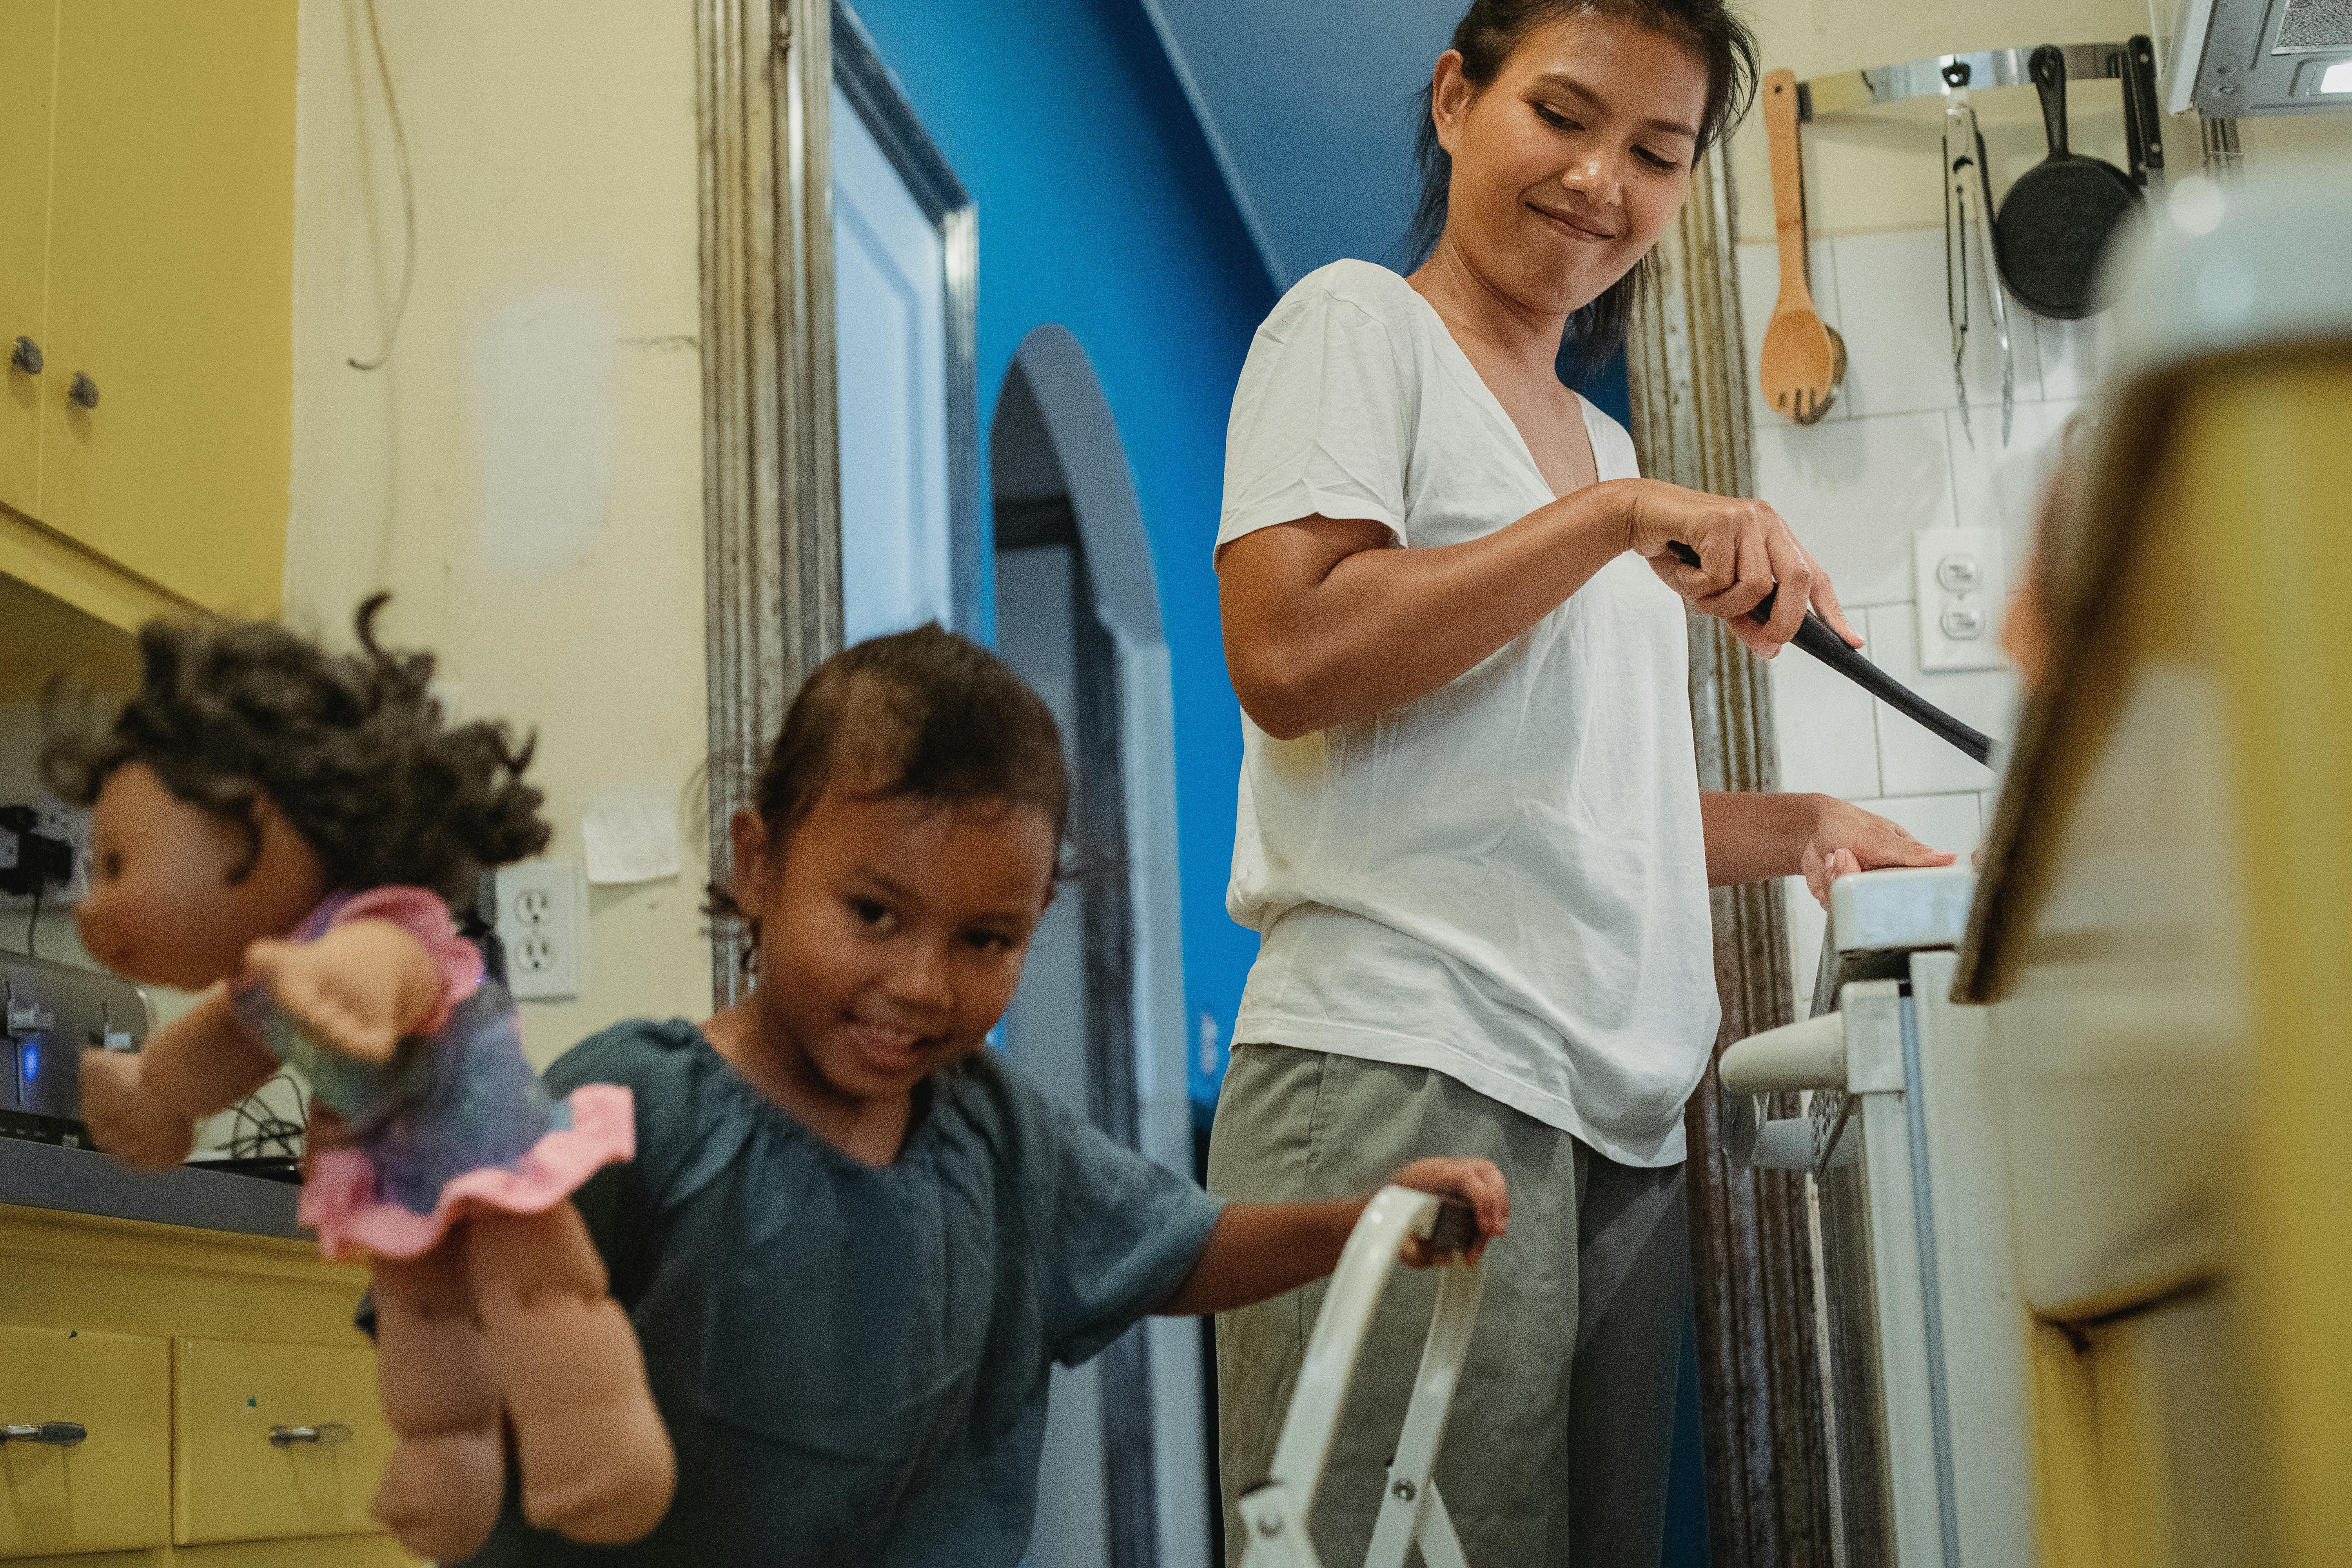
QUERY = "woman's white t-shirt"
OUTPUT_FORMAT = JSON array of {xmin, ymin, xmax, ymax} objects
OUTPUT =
[{"xmin": 1218, "ymin": 260, "xmax": 1717, "ymax": 1167}]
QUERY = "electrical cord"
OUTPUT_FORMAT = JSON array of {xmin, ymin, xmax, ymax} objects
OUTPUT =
[
  {"xmin": 25, "ymin": 883, "xmax": 38, "ymax": 959},
  {"xmin": 347, "ymin": 0, "xmax": 416, "ymax": 372},
  {"xmin": 225, "ymin": 1073, "xmax": 310, "ymax": 1161}
]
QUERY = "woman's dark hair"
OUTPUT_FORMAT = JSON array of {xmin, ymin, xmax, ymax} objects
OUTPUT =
[
  {"xmin": 708, "ymin": 624, "xmax": 1069, "ymax": 943},
  {"xmin": 1402, "ymin": 0, "xmax": 1760, "ymax": 379},
  {"xmin": 42, "ymin": 594, "xmax": 548, "ymax": 906}
]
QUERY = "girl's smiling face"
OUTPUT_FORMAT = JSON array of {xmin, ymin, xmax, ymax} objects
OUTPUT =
[
  {"xmin": 1430, "ymin": 11, "xmax": 1708, "ymax": 317},
  {"xmin": 722, "ymin": 782, "xmax": 1057, "ymax": 1126}
]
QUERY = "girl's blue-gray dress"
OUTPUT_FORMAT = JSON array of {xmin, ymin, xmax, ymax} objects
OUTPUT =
[{"xmin": 457, "ymin": 1017, "xmax": 1224, "ymax": 1568}]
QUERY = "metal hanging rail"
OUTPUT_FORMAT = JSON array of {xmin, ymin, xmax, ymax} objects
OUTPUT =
[{"xmin": 1798, "ymin": 43, "xmax": 2141, "ymax": 121}]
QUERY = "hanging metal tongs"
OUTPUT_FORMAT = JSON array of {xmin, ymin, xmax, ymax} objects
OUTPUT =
[{"xmin": 1942, "ymin": 62, "xmax": 2013, "ymax": 446}]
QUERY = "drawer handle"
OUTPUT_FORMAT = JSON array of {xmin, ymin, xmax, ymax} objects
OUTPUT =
[
  {"xmin": 269, "ymin": 1423, "xmax": 352, "ymax": 1448},
  {"xmin": 8, "ymin": 336, "xmax": 40, "ymax": 375},
  {"xmin": 2, "ymin": 1422, "xmax": 87, "ymax": 1447},
  {"xmin": 67, "ymin": 371, "xmax": 99, "ymax": 409}
]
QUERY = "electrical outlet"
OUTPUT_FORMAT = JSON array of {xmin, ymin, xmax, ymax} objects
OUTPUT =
[
  {"xmin": 0, "ymin": 799, "xmax": 91, "ymax": 906},
  {"xmin": 36, "ymin": 803, "xmax": 92, "ymax": 906},
  {"xmin": 1913, "ymin": 527, "xmax": 2006, "ymax": 673},
  {"xmin": 494, "ymin": 858, "xmax": 584, "ymax": 1001}
]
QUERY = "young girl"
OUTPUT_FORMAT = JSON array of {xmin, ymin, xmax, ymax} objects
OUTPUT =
[{"xmin": 462, "ymin": 625, "xmax": 1508, "ymax": 1566}]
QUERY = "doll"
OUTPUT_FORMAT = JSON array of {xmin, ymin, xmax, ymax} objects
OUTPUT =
[{"xmin": 42, "ymin": 596, "xmax": 675, "ymax": 1562}]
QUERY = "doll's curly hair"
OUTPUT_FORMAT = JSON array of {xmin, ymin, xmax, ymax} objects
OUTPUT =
[{"xmin": 41, "ymin": 595, "xmax": 549, "ymax": 905}]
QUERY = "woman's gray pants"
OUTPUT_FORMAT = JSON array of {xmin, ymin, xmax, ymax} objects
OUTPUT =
[{"xmin": 1208, "ymin": 1044, "xmax": 1690, "ymax": 1568}]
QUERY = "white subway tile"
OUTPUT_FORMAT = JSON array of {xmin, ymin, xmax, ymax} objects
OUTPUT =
[
  {"xmin": 1739, "ymin": 238, "xmax": 1846, "ymax": 428},
  {"xmin": 1827, "ymin": 227, "xmax": 1966, "ymax": 420},
  {"xmin": 1954, "ymin": 243, "xmax": 2046, "ymax": 414},
  {"xmin": 1851, "ymin": 790, "xmax": 1984, "ymax": 856},
  {"xmin": 1755, "ymin": 411, "xmax": 1958, "ymax": 608},
  {"xmin": 1945, "ymin": 400, "xmax": 2081, "ymax": 586},
  {"xmin": 2030, "ymin": 311, "xmax": 2116, "ymax": 403},
  {"xmin": 1864, "ymin": 603, "xmax": 2020, "ymax": 795},
  {"xmin": 1771, "ymin": 636, "xmax": 1882, "ymax": 800}
]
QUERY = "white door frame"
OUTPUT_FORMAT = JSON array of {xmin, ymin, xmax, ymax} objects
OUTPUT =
[
  {"xmin": 1000, "ymin": 325, "xmax": 1206, "ymax": 1568},
  {"xmin": 695, "ymin": 0, "xmax": 977, "ymax": 995}
]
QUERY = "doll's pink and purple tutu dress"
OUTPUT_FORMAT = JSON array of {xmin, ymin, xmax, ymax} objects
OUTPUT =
[{"xmin": 231, "ymin": 886, "xmax": 633, "ymax": 1260}]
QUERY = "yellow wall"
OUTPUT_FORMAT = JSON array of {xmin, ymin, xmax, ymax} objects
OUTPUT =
[
  {"xmin": 286, "ymin": 0, "xmax": 713, "ymax": 1062},
  {"xmin": 1726, "ymin": 0, "xmax": 2352, "ymax": 244}
]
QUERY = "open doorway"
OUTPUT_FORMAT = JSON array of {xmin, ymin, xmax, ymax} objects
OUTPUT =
[{"xmin": 991, "ymin": 327, "xmax": 1205, "ymax": 1568}]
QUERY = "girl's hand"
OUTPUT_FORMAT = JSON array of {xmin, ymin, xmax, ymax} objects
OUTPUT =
[
  {"xmin": 1798, "ymin": 797, "xmax": 1957, "ymax": 909},
  {"xmin": 1387, "ymin": 1156, "xmax": 1509, "ymax": 1267},
  {"xmin": 1623, "ymin": 480, "xmax": 1859, "ymax": 659}
]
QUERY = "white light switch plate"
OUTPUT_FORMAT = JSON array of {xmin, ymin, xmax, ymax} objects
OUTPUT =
[
  {"xmin": 494, "ymin": 857, "xmax": 584, "ymax": 1001},
  {"xmin": 1913, "ymin": 526, "xmax": 2005, "ymax": 672}
]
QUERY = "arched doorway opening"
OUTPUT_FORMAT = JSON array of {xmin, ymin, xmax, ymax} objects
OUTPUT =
[{"xmin": 991, "ymin": 325, "xmax": 1203, "ymax": 1568}]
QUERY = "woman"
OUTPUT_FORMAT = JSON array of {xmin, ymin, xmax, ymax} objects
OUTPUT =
[{"xmin": 1208, "ymin": 2, "xmax": 1950, "ymax": 1563}]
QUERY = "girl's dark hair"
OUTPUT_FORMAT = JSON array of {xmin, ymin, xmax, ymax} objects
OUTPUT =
[
  {"xmin": 1403, "ymin": 0, "xmax": 1760, "ymax": 379},
  {"xmin": 42, "ymin": 594, "xmax": 549, "ymax": 906},
  {"xmin": 709, "ymin": 624, "xmax": 1069, "ymax": 939}
]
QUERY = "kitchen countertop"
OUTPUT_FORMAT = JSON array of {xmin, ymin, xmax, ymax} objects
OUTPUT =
[{"xmin": 0, "ymin": 1136, "xmax": 306, "ymax": 1240}]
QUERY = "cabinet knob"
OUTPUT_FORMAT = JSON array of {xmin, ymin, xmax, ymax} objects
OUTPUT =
[
  {"xmin": 1, "ymin": 1422, "xmax": 87, "ymax": 1447},
  {"xmin": 268, "ymin": 1423, "xmax": 352, "ymax": 1448},
  {"xmin": 67, "ymin": 372, "xmax": 99, "ymax": 410},
  {"xmin": 7, "ymin": 336, "xmax": 39, "ymax": 375}
]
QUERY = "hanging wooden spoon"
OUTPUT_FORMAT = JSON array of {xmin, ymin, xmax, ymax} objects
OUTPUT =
[{"xmin": 1758, "ymin": 69, "xmax": 1845, "ymax": 424}]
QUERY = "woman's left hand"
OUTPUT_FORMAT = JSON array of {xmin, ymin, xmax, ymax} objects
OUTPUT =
[{"xmin": 1798, "ymin": 797, "xmax": 1957, "ymax": 909}]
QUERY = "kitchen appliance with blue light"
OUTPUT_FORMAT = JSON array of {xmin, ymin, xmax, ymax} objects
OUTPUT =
[{"xmin": 1, "ymin": 952, "xmax": 151, "ymax": 1148}]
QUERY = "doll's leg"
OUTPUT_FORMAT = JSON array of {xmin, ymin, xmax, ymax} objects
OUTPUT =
[
  {"xmin": 81, "ymin": 991, "xmax": 275, "ymax": 1169},
  {"xmin": 367, "ymin": 1236, "xmax": 505, "ymax": 1562},
  {"xmin": 467, "ymin": 1205, "xmax": 675, "ymax": 1544}
]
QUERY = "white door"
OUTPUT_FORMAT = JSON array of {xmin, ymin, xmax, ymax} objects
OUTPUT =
[{"xmin": 833, "ymin": 81, "xmax": 952, "ymax": 643}]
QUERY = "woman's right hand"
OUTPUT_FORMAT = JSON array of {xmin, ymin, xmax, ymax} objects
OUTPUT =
[{"xmin": 1621, "ymin": 479, "xmax": 1859, "ymax": 659}]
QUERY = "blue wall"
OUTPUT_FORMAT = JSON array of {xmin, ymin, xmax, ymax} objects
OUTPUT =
[{"xmin": 846, "ymin": 0, "xmax": 1277, "ymax": 1109}]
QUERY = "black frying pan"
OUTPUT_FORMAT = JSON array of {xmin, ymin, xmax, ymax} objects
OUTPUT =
[
  {"xmin": 1995, "ymin": 44, "xmax": 2141, "ymax": 320},
  {"xmin": 1666, "ymin": 543, "xmax": 1994, "ymax": 764}
]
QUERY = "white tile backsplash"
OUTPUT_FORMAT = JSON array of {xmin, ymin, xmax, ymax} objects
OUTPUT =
[
  {"xmin": 1755, "ymin": 410, "xmax": 1958, "ymax": 608},
  {"xmin": 2030, "ymin": 311, "xmax": 2116, "ymax": 403},
  {"xmin": 1739, "ymin": 221, "xmax": 2075, "ymax": 956},
  {"xmin": 1771, "ymin": 639, "xmax": 1880, "ymax": 799},
  {"xmin": 1864, "ymin": 603, "xmax": 2018, "ymax": 795},
  {"xmin": 1739, "ymin": 238, "xmax": 1846, "ymax": 427},
  {"xmin": 1946, "ymin": 398, "xmax": 2081, "ymax": 583},
  {"xmin": 1829, "ymin": 227, "xmax": 2047, "ymax": 420}
]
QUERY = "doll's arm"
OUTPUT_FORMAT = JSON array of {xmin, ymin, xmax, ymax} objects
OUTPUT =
[
  {"xmin": 81, "ymin": 989, "xmax": 277, "ymax": 1169},
  {"xmin": 241, "ymin": 920, "xmax": 445, "ymax": 1065},
  {"xmin": 1155, "ymin": 1156, "xmax": 1510, "ymax": 1317}
]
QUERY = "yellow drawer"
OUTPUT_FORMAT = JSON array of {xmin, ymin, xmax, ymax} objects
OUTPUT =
[
  {"xmin": 0, "ymin": 1325, "xmax": 170, "ymax": 1559},
  {"xmin": 8, "ymin": 1543, "xmax": 416, "ymax": 1568},
  {"xmin": 171, "ymin": 1339, "xmax": 394, "ymax": 1546}
]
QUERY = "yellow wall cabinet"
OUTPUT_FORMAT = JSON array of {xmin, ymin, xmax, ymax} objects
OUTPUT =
[
  {"xmin": 0, "ymin": 0, "xmax": 296, "ymax": 630},
  {"xmin": 0, "ymin": 1204, "xmax": 415, "ymax": 1566}
]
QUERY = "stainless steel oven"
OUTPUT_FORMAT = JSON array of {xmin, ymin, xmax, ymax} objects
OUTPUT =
[{"xmin": 1720, "ymin": 867, "xmax": 2035, "ymax": 1568}]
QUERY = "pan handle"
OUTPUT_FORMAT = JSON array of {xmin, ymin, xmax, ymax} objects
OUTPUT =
[
  {"xmin": 1665, "ymin": 542, "xmax": 1996, "ymax": 766},
  {"xmin": 2031, "ymin": 45, "xmax": 2071, "ymax": 158},
  {"xmin": 2125, "ymin": 36, "xmax": 2164, "ymax": 187}
]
